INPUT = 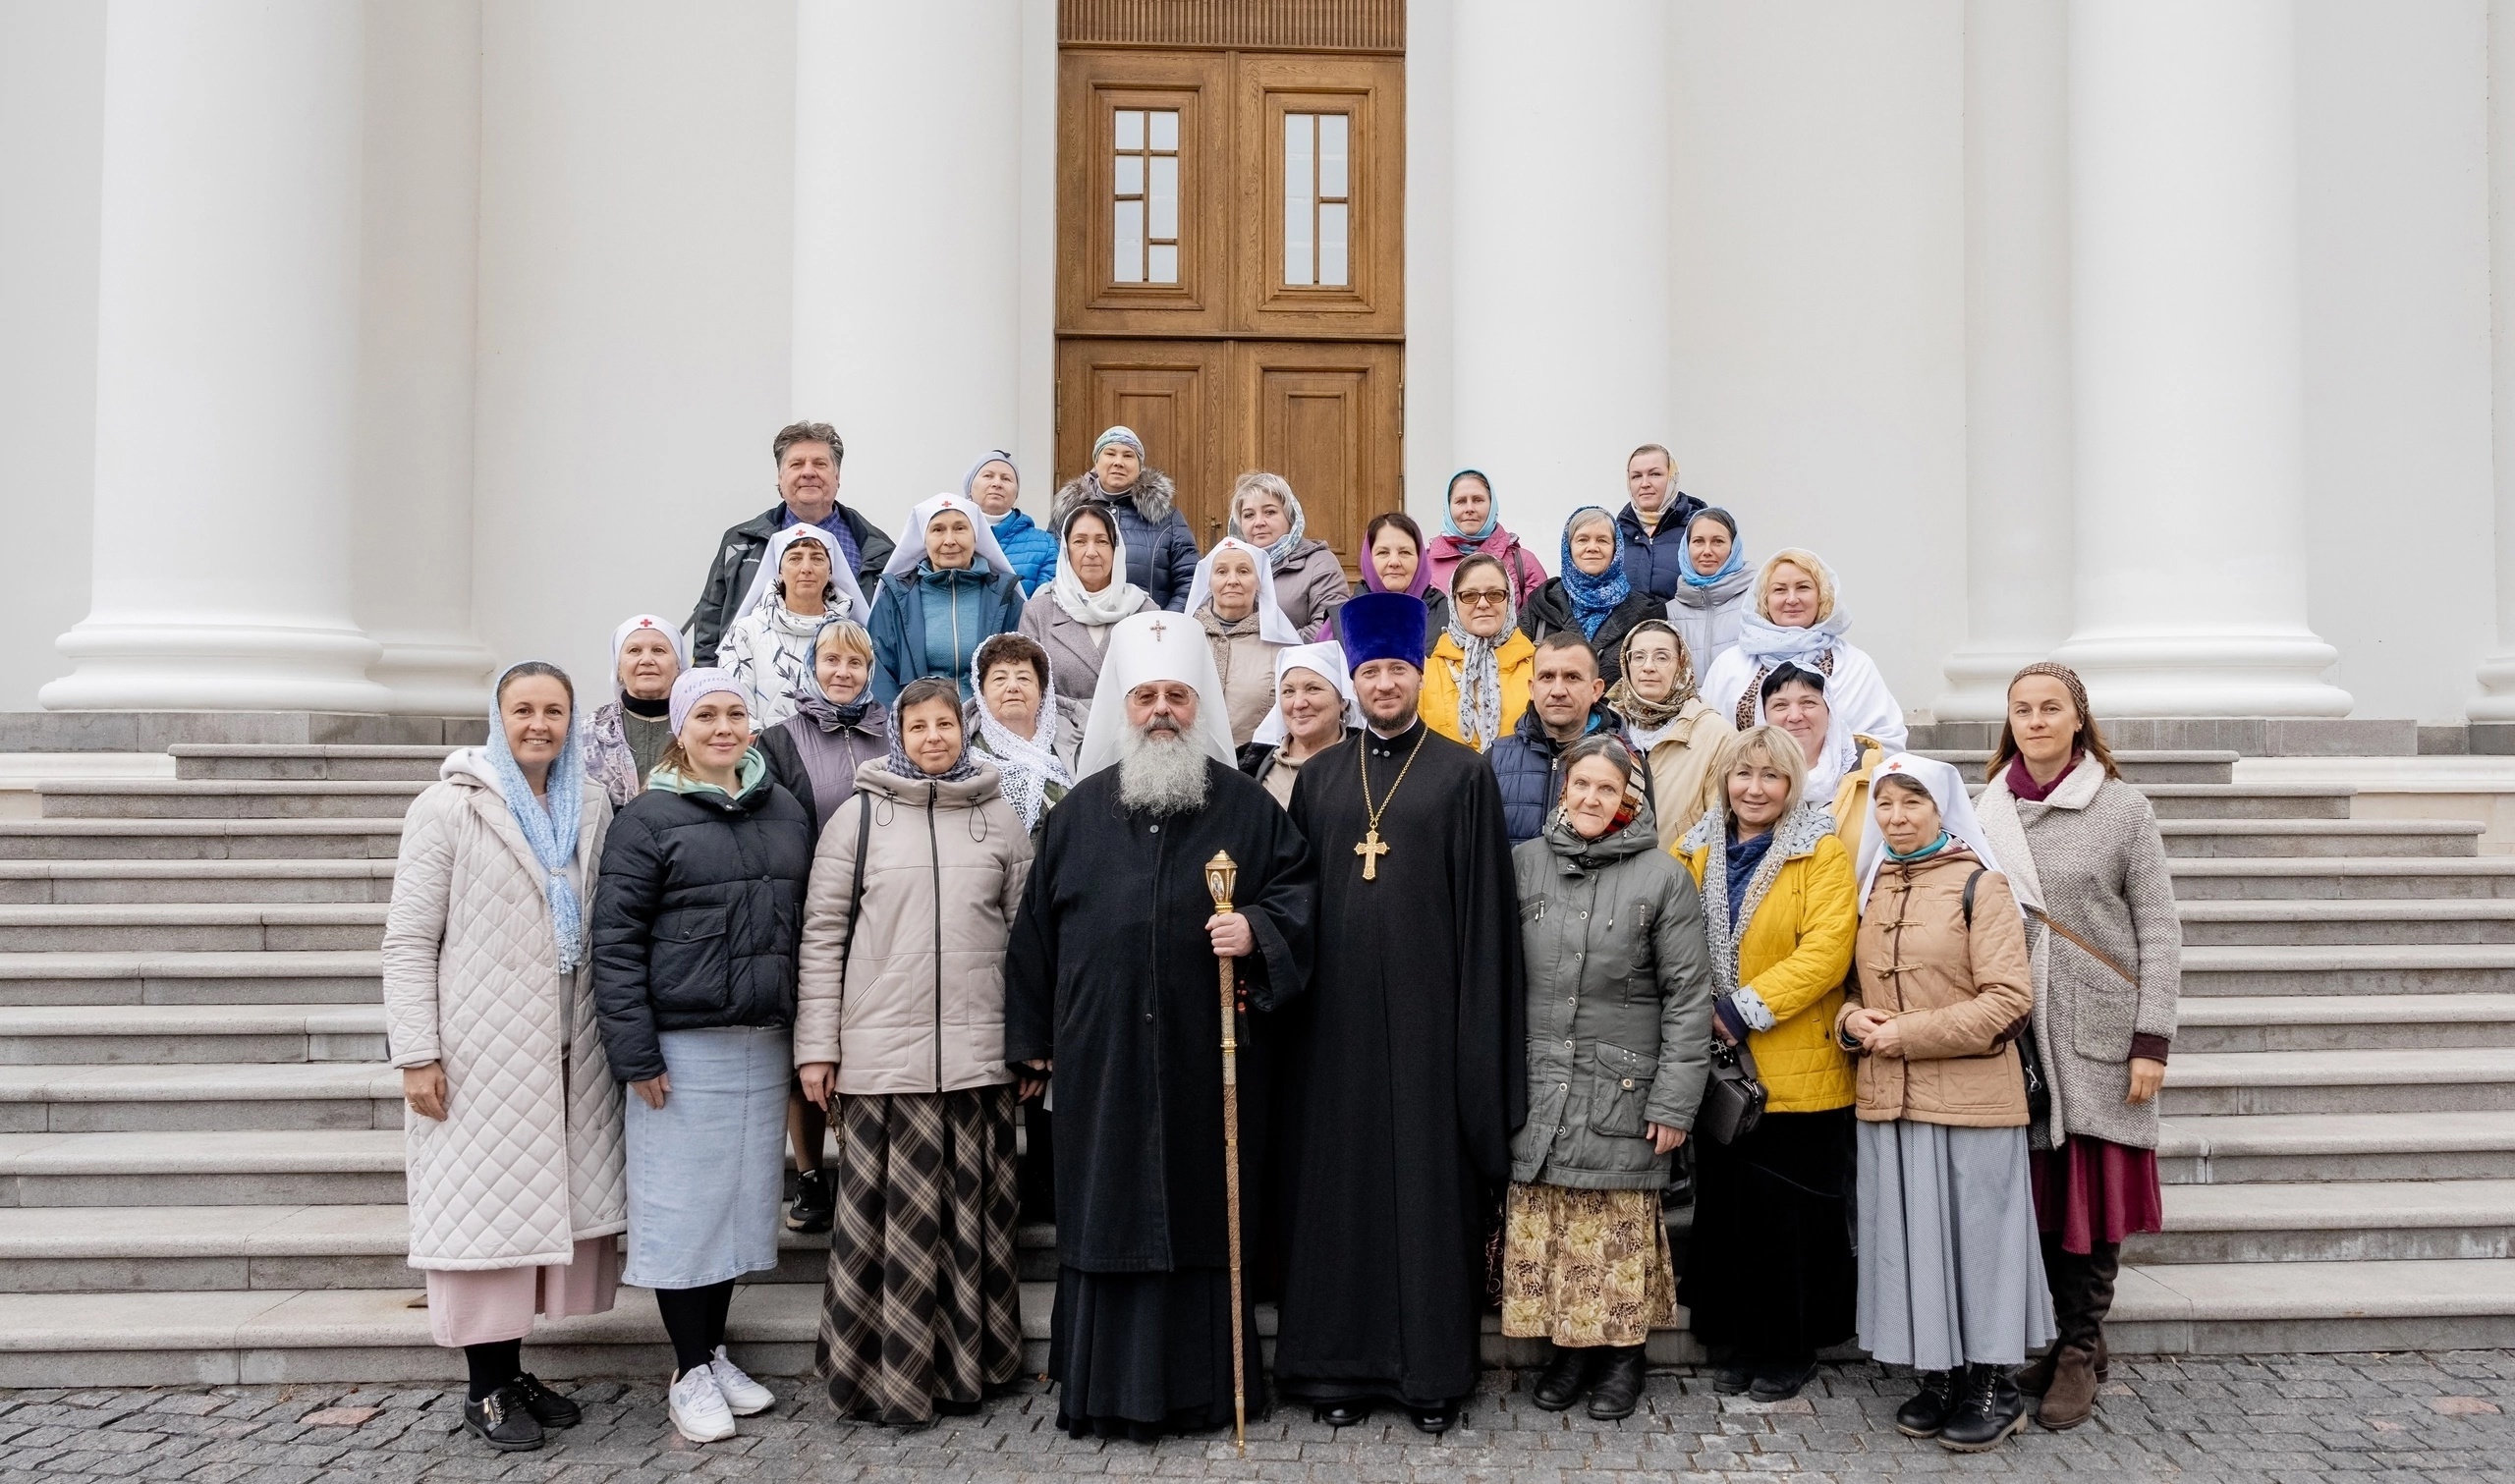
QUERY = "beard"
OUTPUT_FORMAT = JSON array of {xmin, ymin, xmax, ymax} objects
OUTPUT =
[{"xmin": 1116, "ymin": 719, "xmax": 1211, "ymax": 815}]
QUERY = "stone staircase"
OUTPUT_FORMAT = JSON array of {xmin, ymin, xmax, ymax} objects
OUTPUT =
[{"xmin": 0, "ymin": 742, "xmax": 2507, "ymax": 1384}]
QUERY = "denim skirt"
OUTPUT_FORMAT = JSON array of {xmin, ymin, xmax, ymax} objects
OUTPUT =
[{"xmin": 623, "ymin": 1025, "xmax": 789, "ymax": 1290}]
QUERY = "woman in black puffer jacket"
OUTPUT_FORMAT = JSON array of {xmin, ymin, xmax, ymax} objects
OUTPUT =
[{"xmin": 592, "ymin": 668, "xmax": 814, "ymax": 1444}]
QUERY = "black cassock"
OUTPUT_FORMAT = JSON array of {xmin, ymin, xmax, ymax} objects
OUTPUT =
[
  {"xmin": 1004, "ymin": 758, "xmax": 1314, "ymax": 1438},
  {"xmin": 1274, "ymin": 718, "xmax": 1525, "ymax": 1408}
]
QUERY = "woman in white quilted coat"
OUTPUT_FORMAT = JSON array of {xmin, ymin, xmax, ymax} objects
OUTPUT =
[
  {"xmin": 383, "ymin": 662, "xmax": 621, "ymax": 1454},
  {"xmin": 795, "ymin": 676, "xmax": 1038, "ymax": 1425}
]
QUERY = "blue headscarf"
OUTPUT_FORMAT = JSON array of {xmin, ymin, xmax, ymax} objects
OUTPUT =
[
  {"xmin": 1559, "ymin": 507, "xmax": 1633, "ymax": 639},
  {"xmin": 1680, "ymin": 506, "xmax": 1747, "ymax": 589},
  {"xmin": 484, "ymin": 664, "xmax": 588, "ymax": 971},
  {"xmin": 1442, "ymin": 469, "xmax": 1497, "ymax": 540}
]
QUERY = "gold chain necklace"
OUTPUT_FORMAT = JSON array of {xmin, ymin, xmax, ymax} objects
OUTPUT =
[{"xmin": 1353, "ymin": 731, "xmax": 1425, "ymax": 882}]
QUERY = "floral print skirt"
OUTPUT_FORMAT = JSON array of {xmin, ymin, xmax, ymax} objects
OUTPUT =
[{"xmin": 1499, "ymin": 1182, "xmax": 1677, "ymax": 1347}]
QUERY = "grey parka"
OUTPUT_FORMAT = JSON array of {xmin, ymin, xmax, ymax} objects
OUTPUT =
[{"xmin": 1508, "ymin": 807, "xmax": 1717, "ymax": 1189}]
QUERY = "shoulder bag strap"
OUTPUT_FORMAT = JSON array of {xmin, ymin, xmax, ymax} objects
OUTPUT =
[
  {"xmin": 2028, "ymin": 905, "xmax": 2138, "ymax": 988},
  {"xmin": 839, "ymin": 790, "xmax": 872, "ymax": 982}
]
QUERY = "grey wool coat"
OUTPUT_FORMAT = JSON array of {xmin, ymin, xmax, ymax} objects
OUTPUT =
[
  {"xmin": 1018, "ymin": 586, "xmax": 1153, "ymax": 704},
  {"xmin": 1508, "ymin": 807, "xmax": 1717, "ymax": 1189},
  {"xmin": 1976, "ymin": 752, "xmax": 2182, "ymax": 1150}
]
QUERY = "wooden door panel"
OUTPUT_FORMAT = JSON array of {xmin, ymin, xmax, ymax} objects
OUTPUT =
[
  {"xmin": 1236, "ymin": 54, "xmax": 1403, "ymax": 338},
  {"xmin": 1057, "ymin": 50, "xmax": 1231, "ymax": 336},
  {"xmin": 1234, "ymin": 341, "xmax": 1402, "ymax": 577},
  {"xmin": 1056, "ymin": 340, "xmax": 1232, "ymax": 547}
]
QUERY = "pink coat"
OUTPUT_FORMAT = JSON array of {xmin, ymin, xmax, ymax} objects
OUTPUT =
[{"xmin": 1425, "ymin": 525, "xmax": 1549, "ymax": 610}]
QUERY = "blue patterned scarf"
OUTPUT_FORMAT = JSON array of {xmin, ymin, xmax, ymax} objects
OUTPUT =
[
  {"xmin": 1559, "ymin": 508, "xmax": 1634, "ymax": 639},
  {"xmin": 483, "ymin": 676, "xmax": 587, "ymax": 971}
]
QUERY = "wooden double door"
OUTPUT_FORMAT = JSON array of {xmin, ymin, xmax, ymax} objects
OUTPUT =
[{"xmin": 1056, "ymin": 42, "xmax": 1403, "ymax": 572}]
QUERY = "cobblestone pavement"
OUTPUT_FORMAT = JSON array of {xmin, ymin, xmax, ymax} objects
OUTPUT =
[{"xmin": 5, "ymin": 1354, "xmax": 2515, "ymax": 1483}]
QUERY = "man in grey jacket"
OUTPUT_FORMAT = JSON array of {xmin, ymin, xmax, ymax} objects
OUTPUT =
[{"xmin": 686, "ymin": 421, "xmax": 896, "ymax": 664}]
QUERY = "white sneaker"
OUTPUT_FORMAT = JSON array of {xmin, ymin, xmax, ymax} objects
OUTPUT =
[
  {"xmin": 708, "ymin": 1345, "xmax": 775, "ymax": 1415},
  {"xmin": 668, "ymin": 1364, "xmax": 736, "ymax": 1443}
]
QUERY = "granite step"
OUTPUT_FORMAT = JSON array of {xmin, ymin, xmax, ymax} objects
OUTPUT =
[
  {"xmin": 2177, "ymin": 898, "xmax": 2515, "ymax": 948},
  {"xmin": 0, "ymin": 1005, "xmax": 386, "ymax": 1066},
  {"xmin": 0, "ymin": 904, "xmax": 384, "ymax": 954},
  {"xmin": 2176, "ymin": 994, "xmax": 2515, "ymax": 1054},
  {"xmin": 2139, "ymin": 785, "xmax": 2352, "ymax": 822},
  {"xmin": 2161, "ymin": 1048, "xmax": 2515, "ymax": 1117},
  {"xmin": 0, "ymin": 1062, "xmax": 402, "ymax": 1133},
  {"xmin": 2170, "ymin": 856, "xmax": 2515, "ymax": 901},
  {"xmin": 35, "ymin": 780, "xmax": 426, "ymax": 821},
  {"xmin": 170, "ymin": 745, "xmax": 456, "ymax": 783},
  {"xmin": 2180, "ymin": 944, "xmax": 2515, "ymax": 997},
  {"xmin": 1922, "ymin": 749, "xmax": 2239, "ymax": 786},
  {"xmin": 0, "ymin": 818, "xmax": 404, "ymax": 861},
  {"xmin": 2133, "ymin": 1180, "xmax": 2515, "ymax": 1264},
  {"xmin": 0, "ymin": 858, "xmax": 396, "ymax": 907},
  {"xmin": 0, "ymin": 951, "xmax": 383, "ymax": 1007},
  {"xmin": 3, "ymin": 1257, "xmax": 2505, "ymax": 1385},
  {"xmin": 2103, "ymin": 1258, "xmax": 2515, "ymax": 1357},
  {"xmin": 2159, "ymin": 1110, "xmax": 2515, "ymax": 1183},
  {"xmin": 2158, "ymin": 818, "xmax": 2481, "ymax": 858},
  {"xmin": 0, "ymin": 1129, "xmax": 408, "ymax": 1207}
]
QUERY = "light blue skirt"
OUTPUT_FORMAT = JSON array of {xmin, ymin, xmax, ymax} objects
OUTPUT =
[
  {"xmin": 623, "ymin": 1025, "xmax": 789, "ymax": 1290},
  {"xmin": 1855, "ymin": 1119, "xmax": 2057, "ymax": 1370}
]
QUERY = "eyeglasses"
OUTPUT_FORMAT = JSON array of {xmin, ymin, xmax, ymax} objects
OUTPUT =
[{"xmin": 1455, "ymin": 588, "xmax": 1510, "ymax": 608}]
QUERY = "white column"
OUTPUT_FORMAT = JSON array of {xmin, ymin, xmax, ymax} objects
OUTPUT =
[
  {"xmin": 42, "ymin": 1, "xmax": 389, "ymax": 713},
  {"xmin": 1451, "ymin": 0, "xmax": 1672, "ymax": 553},
  {"xmin": 2475, "ymin": 0, "xmax": 2515, "ymax": 718},
  {"xmin": 1936, "ymin": 0, "xmax": 2074, "ymax": 721},
  {"xmin": 791, "ymin": 0, "xmax": 1025, "ymax": 525},
  {"xmin": 354, "ymin": 0, "xmax": 494, "ymax": 715},
  {"xmin": 2051, "ymin": 0, "xmax": 2350, "ymax": 716}
]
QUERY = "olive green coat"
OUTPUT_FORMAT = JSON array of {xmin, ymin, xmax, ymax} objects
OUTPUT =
[{"xmin": 1508, "ymin": 808, "xmax": 1717, "ymax": 1189}]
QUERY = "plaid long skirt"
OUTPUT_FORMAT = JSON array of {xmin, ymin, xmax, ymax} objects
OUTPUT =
[{"xmin": 815, "ymin": 1084, "xmax": 1025, "ymax": 1424}]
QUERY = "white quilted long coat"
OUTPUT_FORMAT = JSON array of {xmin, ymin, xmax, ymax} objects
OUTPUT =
[{"xmin": 383, "ymin": 752, "xmax": 628, "ymax": 1270}]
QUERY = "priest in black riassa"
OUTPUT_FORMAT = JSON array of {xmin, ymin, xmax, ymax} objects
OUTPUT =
[
  {"xmin": 1274, "ymin": 590, "xmax": 1526, "ymax": 1434},
  {"xmin": 1004, "ymin": 610, "xmax": 1315, "ymax": 1442}
]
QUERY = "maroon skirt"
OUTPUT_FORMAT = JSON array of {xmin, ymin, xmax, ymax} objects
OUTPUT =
[{"xmin": 2030, "ymin": 1136, "xmax": 2163, "ymax": 1254}]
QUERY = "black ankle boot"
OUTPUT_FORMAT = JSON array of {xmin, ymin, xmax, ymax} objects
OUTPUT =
[
  {"xmin": 463, "ymin": 1385, "xmax": 544, "ymax": 1452},
  {"xmin": 1893, "ymin": 1370, "xmax": 1959, "ymax": 1438},
  {"xmin": 1530, "ymin": 1346, "xmax": 1596, "ymax": 1411},
  {"xmin": 1938, "ymin": 1364, "xmax": 2028, "ymax": 1453},
  {"xmin": 1586, "ymin": 1347, "xmax": 1648, "ymax": 1421}
]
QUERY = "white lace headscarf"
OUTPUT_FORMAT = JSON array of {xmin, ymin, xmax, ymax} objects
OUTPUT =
[{"xmin": 971, "ymin": 634, "xmax": 1074, "ymax": 832}]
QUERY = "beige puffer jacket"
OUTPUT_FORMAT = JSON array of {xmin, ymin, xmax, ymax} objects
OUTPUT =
[
  {"xmin": 794, "ymin": 760, "xmax": 1034, "ymax": 1095},
  {"xmin": 1838, "ymin": 846, "xmax": 2037, "ymax": 1127},
  {"xmin": 382, "ymin": 752, "xmax": 626, "ymax": 1270}
]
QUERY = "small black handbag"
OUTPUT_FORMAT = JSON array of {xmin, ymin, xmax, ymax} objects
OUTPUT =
[{"xmin": 1699, "ymin": 1036, "xmax": 1766, "ymax": 1145}]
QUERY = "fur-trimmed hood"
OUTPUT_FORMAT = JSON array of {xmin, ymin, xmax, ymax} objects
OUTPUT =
[{"xmin": 1052, "ymin": 467, "xmax": 1178, "ymax": 526}]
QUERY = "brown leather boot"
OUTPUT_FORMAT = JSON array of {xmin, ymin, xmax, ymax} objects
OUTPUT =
[
  {"xmin": 2037, "ymin": 1343, "xmax": 2100, "ymax": 1430},
  {"xmin": 2018, "ymin": 1332, "xmax": 2108, "ymax": 1396}
]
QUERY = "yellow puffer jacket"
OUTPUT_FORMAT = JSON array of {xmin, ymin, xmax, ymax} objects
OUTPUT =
[
  {"xmin": 1828, "ymin": 736, "xmax": 1888, "ymax": 864},
  {"xmin": 1679, "ymin": 806, "xmax": 1860, "ymax": 1113},
  {"xmin": 1420, "ymin": 629, "xmax": 1536, "ymax": 752}
]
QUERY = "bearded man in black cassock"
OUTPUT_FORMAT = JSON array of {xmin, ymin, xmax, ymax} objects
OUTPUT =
[
  {"xmin": 1274, "ymin": 591, "xmax": 1526, "ymax": 1434},
  {"xmin": 1004, "ymin": 610, "xmax": 1315, "ymax": 1442}
]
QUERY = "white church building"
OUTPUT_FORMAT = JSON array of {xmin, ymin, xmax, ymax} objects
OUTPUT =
[
  {"xmin": 5, "ymin": 0, "xmax": 2515, "ymax": 744},
  {"xmin": 0, "ymin": 0, "xmax": 2512, "ymax": 1383}
]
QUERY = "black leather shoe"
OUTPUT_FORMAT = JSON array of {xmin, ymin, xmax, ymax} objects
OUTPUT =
[
  {"xmin": 463, "ymin": 1385, "xmax": 544, "ymax": 1452},
  {"xmin": 1939, "ymin": 1364, "xmax": 2028, "ymax": 1453},
  {"xmin": 1709, "ymin": 1361, "xmax": 1754, "ymax": 1396},
  {"xmin": 1586, "ymin": 1347, "xmax": 1648, "ymax": 1421},
  {"xmin": 788, "ymin": 1169, "xmax": 835, "ymax": 1234},
  {"xmin": 504, "ymin": 1372, "xmax": 580, "ymax": 1428},
  {"xmin": 1530, "ymin": 1347, "xmax": 1597, "ymax": 1411},
  {"xmin": 1313, "ymin": 1401, "xmax": 1371, "ymax": 1428},
  {"xmin": 1408, "ymin": 1401, "xmax": 1460, "ymax": 1435},
  {"xmin": 1748, "ymin": 1361, "xmax": 1816, "ymax": 1402},
  {"xmin": 1894, "ymin": 1370, "xmax": 1959, "ymax": 1438}
]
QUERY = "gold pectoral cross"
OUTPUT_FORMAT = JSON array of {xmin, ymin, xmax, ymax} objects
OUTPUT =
[{"xmin": 1355, "ymin": 828, "xmax": 1390, "ymax": 881}]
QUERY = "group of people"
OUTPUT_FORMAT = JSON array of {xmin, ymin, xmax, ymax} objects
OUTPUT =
[{"xmin": 381, "ymin": 420, "xmax": 2180, "ymax": 1457}]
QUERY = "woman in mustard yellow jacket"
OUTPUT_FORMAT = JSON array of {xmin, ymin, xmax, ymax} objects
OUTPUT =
[
  {"xmin": 1420, "ymin": 553, "xmax": 1536, "ymax": 751},
  {"xmin": 1676, "ymin": 724, "xmax": 1860, "ymax": 1402}
]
